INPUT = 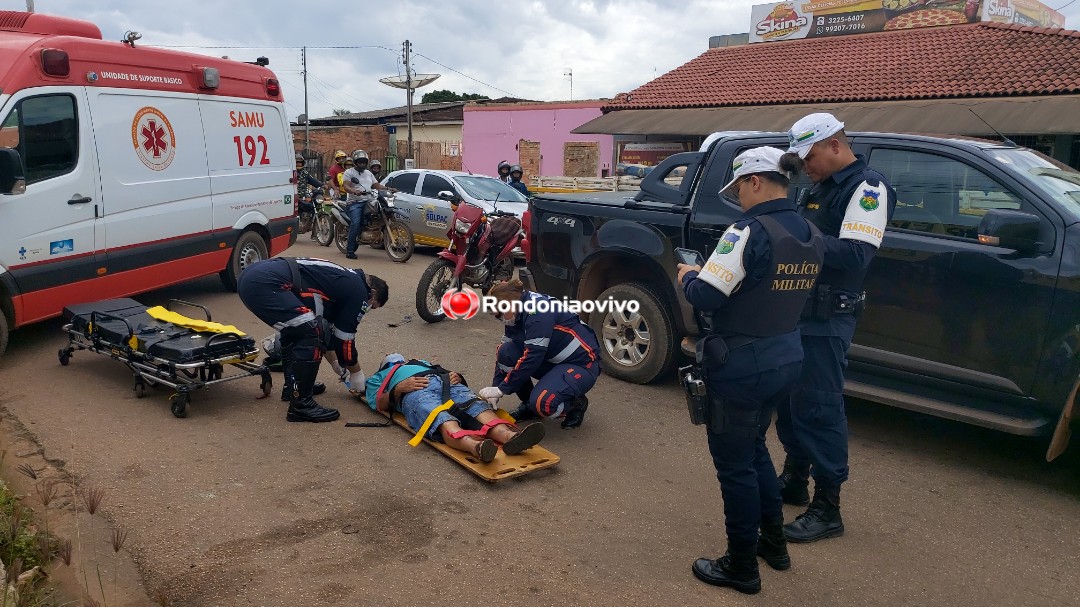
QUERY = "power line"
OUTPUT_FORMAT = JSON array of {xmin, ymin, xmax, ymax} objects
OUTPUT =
[
  {"xmin": 1053, "ymin": 0, "xmax": 1076, "ymax": 10},
  {"xmin": 413, "ymin": 53, "xmax": 517, "ymax": 97},
  {"xmin": 309, "ymin": 75, "xmax": 383, "ymax": 111},
  {"xmin": 154, "ymin": 44, "xmax": 398, "ymax": 51}
]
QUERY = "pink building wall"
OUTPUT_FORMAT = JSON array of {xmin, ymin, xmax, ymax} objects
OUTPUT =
[{"xmin": 462, "ymin": 102, "xmax": 614, "ymax": 178}]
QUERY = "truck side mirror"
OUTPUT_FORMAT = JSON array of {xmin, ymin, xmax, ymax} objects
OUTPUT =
[
  {"xmin": 0, "ymin": 148, "xmax": 26, "ymax": 195},
  {"xmin": 977, "ymin": 209, "xmax": 1041, "ymax": 253}
]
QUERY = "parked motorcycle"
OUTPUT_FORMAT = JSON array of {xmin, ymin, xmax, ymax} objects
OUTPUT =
[
  {"xmin": 415, "ymin": 191, "xmax": 523, "ymax": 323},
  {"xmin": 319, "ymin": 192, "xmax": 415, "ymax": 262},
  {"xmin": 297, "ymin": 191, "xmax": 322, "ymax": 235}
]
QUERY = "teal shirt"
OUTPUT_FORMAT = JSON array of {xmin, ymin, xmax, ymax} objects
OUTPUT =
[{"xmin": 364, "ymin": 360, "xmax": 435, "ymax": 411}]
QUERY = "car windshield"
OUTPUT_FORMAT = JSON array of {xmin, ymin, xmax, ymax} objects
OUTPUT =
[
  {"xmin": 991, "ymin": 148, "xmax": 1080, "ymax": 216},
  {"xmin": 455, "ymin": 175, "xmax": 528, "ymax": 203}
]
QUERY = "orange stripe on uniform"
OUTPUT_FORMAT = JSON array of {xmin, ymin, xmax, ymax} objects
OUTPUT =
[{"xmin": 554, "ymin": 325, "xmax": 597, "ymax": 361}]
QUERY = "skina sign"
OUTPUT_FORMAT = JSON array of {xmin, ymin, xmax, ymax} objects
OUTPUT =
[{"xmin": 755, "ymin": 3, "xmax": 809, "ymax": 40}]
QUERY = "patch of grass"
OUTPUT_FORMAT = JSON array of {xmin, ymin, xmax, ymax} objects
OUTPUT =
[{"xmin": 0, "ymin": 484, "xmax": 48, "ymax": 571}]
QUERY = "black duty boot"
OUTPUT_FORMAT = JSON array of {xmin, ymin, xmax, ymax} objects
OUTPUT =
[
  {"xmin": 777, "ymin": 459, "xmax": 811, "ymax": 506},
  {"xmin": 757, "ymin": 518, "xmax": 791, "ymax": 571},
  {"xmin": 560, "ymin": 395, "xmax": 589, "ymax": 429},
  {"xmin": 286, "ymin": 361, "xmax": 340, "ymax": 423},
  {"xmin": 692, "ymin": 548, "xmax": 761, "ymax": 595},
  {"xmin": 509, "ymin": 401, "xmax": 540, "ymax": 422},
  {"xmin": 783, "ymin": 488, "xmax": 844, "ymax": 543},
  {"xmin": 280, "ymin": 361, "xmax": 326, "ymax": 401}
]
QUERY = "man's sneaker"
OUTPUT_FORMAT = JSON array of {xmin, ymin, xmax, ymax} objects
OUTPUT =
[{"xmin": 345, "ymin": 253, "xmax": 358, "ymax": 260}]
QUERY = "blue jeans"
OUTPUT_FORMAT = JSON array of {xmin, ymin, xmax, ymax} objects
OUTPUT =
[
  {"xmin": 345, "ymin": 201, "xmax": 367, "ymax": 256},
  {"xmin": 776, "ymin": 333, "xmax": 852, "ymax": 489},
  {"xmin": 400, "ymin": 376, "xmax": 491, "ymax": 439},
  {"xmin": 706, "ymin": 361, "xmax": 801, "ymax": 553}
]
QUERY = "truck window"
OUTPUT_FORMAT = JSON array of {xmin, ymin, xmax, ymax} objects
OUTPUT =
[
  {"xmin": 7, "ymin": 94, "xmax": 78, "ymax": 185},
  {"xmin": 870, "ymin": 148, "xmax": 1028, "ymax": 241}
]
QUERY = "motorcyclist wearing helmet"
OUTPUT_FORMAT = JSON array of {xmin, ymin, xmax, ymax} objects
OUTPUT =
[
  {"xmin": 497, "ymin": 160, "xmax": 512, "ymax": 183},
  {"xmin": 296, "ymin": 154, "xmax": 325, "ymax": 239},
  {"xmin": 369, "ymin": 158, "xmax": 383, "ymax": 181},
  {"xmin": 341, "ymin": 150, "xmax": 396, "ymax": 260},
  {"xmin": 507, "ymin": 164, "xmax": 531, "ymax": 197},
  {"xmin": 328, "ymin": 150, "xmax": 348, "ymax": 200}
]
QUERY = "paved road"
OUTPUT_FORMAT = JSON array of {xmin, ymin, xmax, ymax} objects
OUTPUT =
[{"xmin": 1, "ymin": 237, "xmax": 1078, "ymax": 607}]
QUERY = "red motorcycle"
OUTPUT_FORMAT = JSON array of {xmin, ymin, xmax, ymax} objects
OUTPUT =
[{"xmin": 415, "ymin": 191, "xmax": 523, "ymax": 323}]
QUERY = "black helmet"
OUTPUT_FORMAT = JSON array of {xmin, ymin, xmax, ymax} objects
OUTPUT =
[
  {"xmin": 351, "ymin": 150, "xmax": 369, "ymax": 164},
  {"xmin": 497, "ymin": 160, "xmax": 511, "ymax": 174}
]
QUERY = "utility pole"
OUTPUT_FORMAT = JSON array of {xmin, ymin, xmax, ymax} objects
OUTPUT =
[
  {"xmin": 404, "ymin": 40, "xmax": 414, "ymax": 163},
  {"xmin": 302, "ymin": 46, "xmax": 309, "ymax": 153},
  {"xmin": 25, "ymin": 0, "xmax": 34, "ymax": 11},
  {"xmin": 565, "ymin": 68, "xmax": 573, "ymax": 101}
]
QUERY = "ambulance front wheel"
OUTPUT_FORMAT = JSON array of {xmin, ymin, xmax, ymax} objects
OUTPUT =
[
  {"xmin": 0, "ymin": 311, "xmax": 8, "ymax": 358},
  {"xmin": 220, "ymin": 231, "xmax": 268, "ymax": 292}
]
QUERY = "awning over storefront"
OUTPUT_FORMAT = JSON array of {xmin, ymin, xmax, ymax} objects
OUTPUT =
[{"xmin": 573, "ymin": 96, "xmax": 1080, "ymax": 137}]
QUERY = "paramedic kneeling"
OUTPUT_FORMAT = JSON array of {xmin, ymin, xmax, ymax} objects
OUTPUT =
[
  {"xmin": 365, "ymin": 354, "xmax": 546, "ymax": 462},
  {"xmin": 478, "ymin": 280, "xmax": 601, "ymax": 429},
  {"xmin": 238, "ymin": 257, "xmax": 388, "ymax": 423},
  {"xmin": 677, "ymin": 147, "xmax": 823, "ymax": 595}
]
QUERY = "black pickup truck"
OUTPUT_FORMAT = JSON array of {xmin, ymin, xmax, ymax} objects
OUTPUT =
[{"xmin": 521, "ymin": 131, "xmax": 1080, "ymax": 459}]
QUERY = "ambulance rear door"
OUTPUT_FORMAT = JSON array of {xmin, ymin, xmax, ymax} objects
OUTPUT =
[
  {"xmin": 199, "ymin": 97, "xmax": 294, "ymax": 229},
  {"xmin": 85, "ymin": 88, "xmax": 214, "ymax": 284},
  {"xmin": 0, "ymin": 87, "xmax": 103, "ymax": 325}
]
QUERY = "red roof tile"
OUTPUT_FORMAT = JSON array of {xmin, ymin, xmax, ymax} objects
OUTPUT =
[{"xmin": 608, "ymin": 22, "xmax": 1080, "ymax": 110}]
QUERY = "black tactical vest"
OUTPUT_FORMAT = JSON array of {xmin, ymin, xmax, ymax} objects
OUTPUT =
[
  {"xmin": 711, "ymin": 214, "xmax": 825, "ymax": 338},
  {"xmin": 797, "ymin": 166, "xmax": 885, "ymax": 293}
]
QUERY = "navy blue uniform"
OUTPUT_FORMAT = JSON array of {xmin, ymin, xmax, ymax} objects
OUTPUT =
[
  {"xmin": 777, "ymin": 156, "xmax": 895, "ymax": 491},
  {"xmin": 493, "ymin": 291, "xmax": 601, "ymax": 418},
  {"xmin": 682, "ymin": 197, "xmax": 823, "ymax": 555},
  {"xmin": 508, "ymin": 180, "xmax": 531, "ymax": 197},
  {"xmin": 237, "ymin": 257, "xmax": 372, "ymax": 366}
]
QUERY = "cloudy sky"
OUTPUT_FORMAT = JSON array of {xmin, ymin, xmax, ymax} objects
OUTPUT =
[{"xmin": 12, "ymin": 0, "xmax": 1080, "ymax": 121}]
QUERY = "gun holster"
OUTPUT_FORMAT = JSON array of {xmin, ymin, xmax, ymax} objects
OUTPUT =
[
  {"xmin": 803, "ymin": 285, "xmax": 867, "ymax": 321},
  {"xmin": 679, "ymin": 364, "xmax": 708, "ymax": 425}
]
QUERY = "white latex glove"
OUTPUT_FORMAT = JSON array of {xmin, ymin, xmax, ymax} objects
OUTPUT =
[
  {"xmin": 348, "ymin": 370, "xmax": 366, "ymax": 395},
  {"xmin": 328, "ymin": 359, "xmax": 345, "ymax": 380},
  {"xmin": 477, "ymin": 386, "xmax": 504, "ymax": 406}
]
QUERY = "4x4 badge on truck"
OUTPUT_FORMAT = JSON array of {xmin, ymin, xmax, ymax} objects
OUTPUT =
[{"xmin": 859, "ymin": 189, "xmax": 880, "ymax": 211}]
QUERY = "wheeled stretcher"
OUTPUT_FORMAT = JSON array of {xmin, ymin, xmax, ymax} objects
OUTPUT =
[{"xmin": 59, "ymin": 298, "xmax": 272, "ymax": 418}]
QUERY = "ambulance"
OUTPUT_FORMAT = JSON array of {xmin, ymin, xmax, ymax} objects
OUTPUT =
[{"xmin": 0, "ymin": 11, "xmax": 299, "ymax": 356}]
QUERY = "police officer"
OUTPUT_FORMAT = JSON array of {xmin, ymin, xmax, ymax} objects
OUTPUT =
[
  {"xmin": 678, "ymin": 147, "xmax": 823, "ymax": 594},
  {"xmin": 476, "ymin": 279, "xmax": 600, "ymax": 429},
  {"xmin": 237, "ymin": 257, "xmax": 388, "ymax": 423},
  {"xmin": 775, "ymin": 113, "xmax": 895, "ymax": 543}
]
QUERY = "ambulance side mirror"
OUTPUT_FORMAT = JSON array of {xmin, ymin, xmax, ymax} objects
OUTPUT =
[{"xmin": 0, "ymin": 148, "xmax": 26, "ymax": 195}]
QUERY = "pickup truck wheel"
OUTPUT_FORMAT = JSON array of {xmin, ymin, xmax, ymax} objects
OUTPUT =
[
  {"xmin": 415, "ymin": 259, "xmax": 455, "ymax": 323},
  {"xmin": 591, "ymin": 282, "xmax": 676, "ymax": 384},
  {"xmin": 220, "ymin": 231, "xmax": 268, "ymax": 292}
]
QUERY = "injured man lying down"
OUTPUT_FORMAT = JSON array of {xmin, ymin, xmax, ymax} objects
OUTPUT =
[{"xmin": 365, "ymin": 354, "xmax": 546, "ymax": 462}]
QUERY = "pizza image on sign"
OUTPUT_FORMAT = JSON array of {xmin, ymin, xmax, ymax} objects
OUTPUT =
[
  {"xmin": 131, "ymin": 106, "xmax": 176, "ymax": 171},
  {"xmin": 883, "ymin": 7, "xmax": 971, "ymax": 29}
]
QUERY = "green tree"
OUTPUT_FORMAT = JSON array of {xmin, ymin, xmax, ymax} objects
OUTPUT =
[
  {"xmin": 332, "ymin": 108, "xmax": 352, "ymax": 116},
  {"xmin": 420, "ymin": 90, "xmax": 490, "ymax": 104}
]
